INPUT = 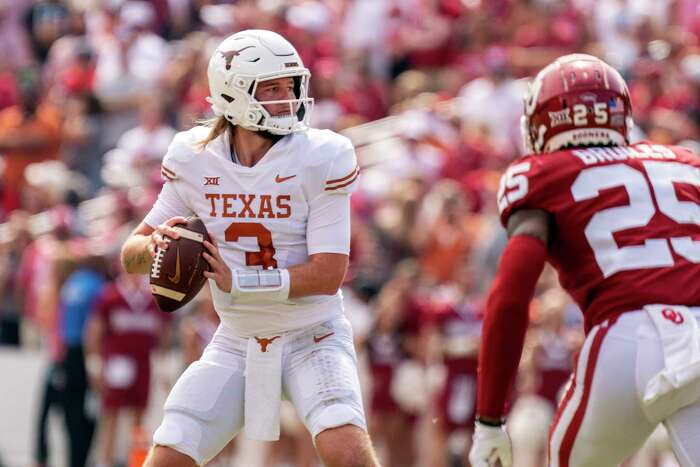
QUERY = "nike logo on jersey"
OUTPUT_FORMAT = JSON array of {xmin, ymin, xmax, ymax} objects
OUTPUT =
[
  {"xmin": 275, "ymin": 174, "xmax": 297, "ymax": 183},
  {"xmin": 168, "ymin": 248, "xmax": 181, "ymax": 284},
  {"xmin": 313, "ymin": 332, "xmax": 335, "ymax": 343}
]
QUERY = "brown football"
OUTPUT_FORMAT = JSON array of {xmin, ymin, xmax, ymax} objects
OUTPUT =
[{"xmin": 149, "ymin": 216, "xmax": 211, "ymax": 312}]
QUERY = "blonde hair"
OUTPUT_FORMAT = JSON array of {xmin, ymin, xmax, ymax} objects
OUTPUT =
[{"xmin": 196, "ymin": 116, "xmax": 232, "ymax": 150}]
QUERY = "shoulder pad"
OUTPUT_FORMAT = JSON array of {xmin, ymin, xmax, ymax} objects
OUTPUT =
[
  {"xmin": 497, "ymin": 152, "xmax": 578, "ymax": 227},
  {"xmin": 323, "ymin": 137, "xmax": 359, "ymax": 194},
  {"xmin": 295, "ymin": 129, "xmax": 359, "ymax": 197},
  {"xmin": 160, "ymin": 127, "xmax": 208, "ymax": 181}
]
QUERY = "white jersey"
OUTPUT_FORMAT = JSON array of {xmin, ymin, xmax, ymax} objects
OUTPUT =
[{"xmin": 144, "ymin": 126, "xmax": 359, "ymax": 337}]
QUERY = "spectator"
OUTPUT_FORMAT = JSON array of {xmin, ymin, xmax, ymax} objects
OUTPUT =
[
  {"xmin": 85, "ymin": 268, "xmax": 171, "ymax": 467},
  {"xmin": 0, "ymin": 69, "xmax": 61, "ymax": 216}
]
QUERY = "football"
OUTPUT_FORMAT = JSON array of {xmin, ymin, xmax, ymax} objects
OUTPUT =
[{"xmin": 149, "ymin": 216, "xmax": 211, "ymax": 312}]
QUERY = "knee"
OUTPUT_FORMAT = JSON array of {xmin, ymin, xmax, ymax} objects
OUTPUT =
[{"xmin": 315, "ymin": 425, "xmax": 379, "ymax": 467}]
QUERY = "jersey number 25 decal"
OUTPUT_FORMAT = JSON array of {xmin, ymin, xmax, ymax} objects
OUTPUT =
[
  {"xmin": 225, "ymin": 222, "xmax": 278, "ymax": 269},
  {"xmin": 572, "ymin": 161, "xmax": 700, "ymax": 277},
  {"xmin": 497, "ymin": 162, "xmax": 531, "ymax": 213}
]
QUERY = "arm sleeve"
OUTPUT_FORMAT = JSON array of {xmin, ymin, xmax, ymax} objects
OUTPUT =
[
  {"xmin": 306, "ymin": 192, "xmax": 351, "ymax": 255},
  {"xmin": 143, "ymin": 180, "xmax": 192, "ymax": 228},
  {"xmin": 476, "ymin": 234, "xmax": 547, "ymax": 419}
]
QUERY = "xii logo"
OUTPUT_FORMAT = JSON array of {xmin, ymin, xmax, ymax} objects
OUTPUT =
[{"xmin": 204, "ymin": 176, "xmax": 220, "ymax": 186}]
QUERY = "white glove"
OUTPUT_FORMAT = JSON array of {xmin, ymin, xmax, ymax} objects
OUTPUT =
[{"xmin": 468, "ymin": 420, "xmax": 513, "ymax": 467}]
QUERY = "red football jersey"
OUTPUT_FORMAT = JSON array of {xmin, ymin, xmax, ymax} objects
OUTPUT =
[{"xmin": 498, "ymin": 142, "xmax": 700, "ymax": 332}]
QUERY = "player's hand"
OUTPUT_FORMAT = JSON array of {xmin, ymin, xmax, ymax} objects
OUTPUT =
[
  {"xmin": 203, "ymin": 237, "xmax": 232, "ymax": 293},
  {"xmin": 469, "ymin": 421, "xmax": 513, "ymax": 467},
  {"xmin": 148, "ymin": 216, "xmax": 188, "ymax": 258}
]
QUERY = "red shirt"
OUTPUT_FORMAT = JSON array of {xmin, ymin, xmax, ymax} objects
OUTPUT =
[
  {"xmin": 95, "ymin": 280, "xmax": 170, "ymax": 358},
  {"xmin": 498, "ymin": 142, "xmax": 700, "ymax": 332},
  {"xmin": 426, "ymin": 299, "xmax": 482, "ymax": 373}
]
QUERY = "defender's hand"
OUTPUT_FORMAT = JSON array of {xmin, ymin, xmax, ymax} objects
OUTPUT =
[
  {"xmin": 148, "ymin": 216, "xmax": 188, "ymax": 258},
  {"xmin": 469, "ymin": 421, "xmax": 513, "ymax": 467},
  {"xmin": 202, "ymin": 237, "xmax": 232, "ymax": 293}
]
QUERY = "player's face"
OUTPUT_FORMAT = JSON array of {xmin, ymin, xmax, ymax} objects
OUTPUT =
[{"xmin": 255, "ymin": 77, "xmax": 296, "ymax": 117}]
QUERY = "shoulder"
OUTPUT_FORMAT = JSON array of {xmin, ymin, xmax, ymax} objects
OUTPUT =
[
  {"xmin": 294, "ymin": 129, "xmax": 359, "ymax": 195},
  {"xmin": 160, "ymin": 126, "xmax": 210, "ymax": 179},
  {"xmin": 293, "ymin": 128, "xmax": 355, "ymax": 164},
  {"xmin": 497, "ymin": 150, "xmax": 578, "ymax": 226}
]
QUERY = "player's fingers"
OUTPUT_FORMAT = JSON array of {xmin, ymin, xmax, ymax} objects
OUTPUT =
[
  {"xmin": 147, "ymin": 242, "xmax": 156, "ymax": 258},
  {"xmin": 154, "ymin": 233, "xmax": 170, "ymax": 251},
  {"xmin": 203, "ymin": 241, "xmax": 223, "ymax": 261},
  {"xmin": 165, "ymin": 216, "xmax": 188, "ymax": 227},
  {"xmin": 157, "ymin": 225, "xmax": 180, "ymax": 240},
  {"xmin": 150, "ymin": 232, "xmax": 165, "ymax": 250},
  {"xmin": 202, "ymin": 251, "xmax": 219, "ymax": 270}
]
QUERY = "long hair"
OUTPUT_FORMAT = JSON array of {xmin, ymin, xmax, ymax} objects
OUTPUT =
[{"xmin": 196, "ymin": 116, "xmax": 231, "ymax": 150}]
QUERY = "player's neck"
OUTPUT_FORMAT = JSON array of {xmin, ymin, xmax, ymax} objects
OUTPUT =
[{"xmin": 231, "ymin": 127, "xmax": 276, "ymax": 167}]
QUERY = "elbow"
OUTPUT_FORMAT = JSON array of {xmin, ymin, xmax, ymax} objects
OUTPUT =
[
  {"xmin": 321, "ymin": 276, "xmax": 345, "ymax": 295},
  {"xmin": 320, "ymin": 284, "xmax": 342, "ymax": 295}
]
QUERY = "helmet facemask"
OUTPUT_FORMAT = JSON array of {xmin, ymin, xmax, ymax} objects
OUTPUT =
[{"xmin": 245, "ymin": 73, "xmax": 314, "ymax": 135}]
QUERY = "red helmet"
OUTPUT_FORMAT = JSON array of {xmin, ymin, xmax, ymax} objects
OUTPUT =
[{"xmin": 521, "ymin": 54, "xmax": 633, "ymax": 154}]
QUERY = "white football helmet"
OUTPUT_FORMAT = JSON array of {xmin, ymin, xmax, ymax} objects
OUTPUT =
[{"xmin": 206, "ymin": 29, "xmax": 314, "ymax": 135}]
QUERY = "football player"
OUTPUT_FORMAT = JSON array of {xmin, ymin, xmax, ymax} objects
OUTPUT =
[
  {"xmin": 469, "ymin": 54, "xmax": 700, "ymax": 467},
  {"xmin": 120, "ymin": 30, "xmax": 379, "ymax": 467}
]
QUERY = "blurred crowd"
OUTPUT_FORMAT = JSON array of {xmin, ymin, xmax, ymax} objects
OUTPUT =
[{"xmin": 2, "ymin": 0, "xmax": 700, "ymax": 466}]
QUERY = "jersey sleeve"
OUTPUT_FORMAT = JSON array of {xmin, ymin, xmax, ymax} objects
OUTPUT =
[
  {"xmin": 306, "ymin": 193, "xmax": 351, "ymax": 255},
  {"xmin": 322, "ymin": 137, "xmax": 360, "ymax": 195},
  {"xmin": 305, "ymin": 135, "xmax": 359, "ymax": 255},
  {"xmin": 143, "ymin": 131, "xmax": 197, "ymax": 228},
  {"xmin": 496, "ymin": 155, "xmax": 556, "ymax": 227}
]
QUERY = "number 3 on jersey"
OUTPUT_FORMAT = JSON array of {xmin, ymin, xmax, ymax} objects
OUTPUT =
[
  {"xmin": 225, "ymin": 222, "xmax": 278, "ymax": 269},
  {"xmin": 572, "ymin": 161, "xmax": 700, "ymax": 277}
]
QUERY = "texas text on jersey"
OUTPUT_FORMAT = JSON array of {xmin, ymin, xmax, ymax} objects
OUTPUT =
[{"xmin": 498, "ymin": 142, "xmax": 700, "ymax": 332}]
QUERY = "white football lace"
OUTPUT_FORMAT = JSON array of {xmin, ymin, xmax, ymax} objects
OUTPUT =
[{"xmin": 150, "ymin": 237, "xmax": 170, "ymax": 278}]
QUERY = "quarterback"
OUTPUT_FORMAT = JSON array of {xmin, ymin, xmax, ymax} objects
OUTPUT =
[
  {"xmin": 120, "ymin": 30, "xmax": 379, "ymax": 467},
  {"xmin": 469, "ymin": 54, "xmax": 700, "ymax": 467}
]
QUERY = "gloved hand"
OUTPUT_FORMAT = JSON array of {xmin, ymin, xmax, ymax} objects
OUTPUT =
[{"xmin": 468, "ymin": 420, "xmax": 513, "ymax": 467}]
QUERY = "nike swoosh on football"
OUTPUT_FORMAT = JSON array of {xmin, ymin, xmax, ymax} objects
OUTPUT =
[
  {"xmin": 168, "ymin": 248, "xmax": 181, "ymax": 284},
  {"xmin": 313, "ymin": 332, "xmax": 335, "ymax": 343},
  {"xmin": 275, "ymin": 174, "xmax": 297, "ymax": 183}
]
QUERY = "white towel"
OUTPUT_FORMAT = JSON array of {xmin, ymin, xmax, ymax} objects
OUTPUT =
[
  {"xmin": 244, "ymin": 335, "xmax": 283, "ymax": 441},
  {"xmin": 642, "ymin": 305, "xmax": 700, "ymax": 420}
]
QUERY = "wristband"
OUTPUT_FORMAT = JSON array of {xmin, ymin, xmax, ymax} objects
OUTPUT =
[
  {"xmin": 230, "ymin": 268, "xmax": 290, "ymax": 302},
  {"xmin": 476, "ymin": 416, "xmax": 506, "ymax": 427}
]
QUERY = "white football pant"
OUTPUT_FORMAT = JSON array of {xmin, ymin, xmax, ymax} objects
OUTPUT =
[
  {"xmin": 548, "ymin": 307, "xmax": 700, "ymax": 467},
  {"xmin": 153, "ymin": 316, "xmax": 366, "ymax": 466}
]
